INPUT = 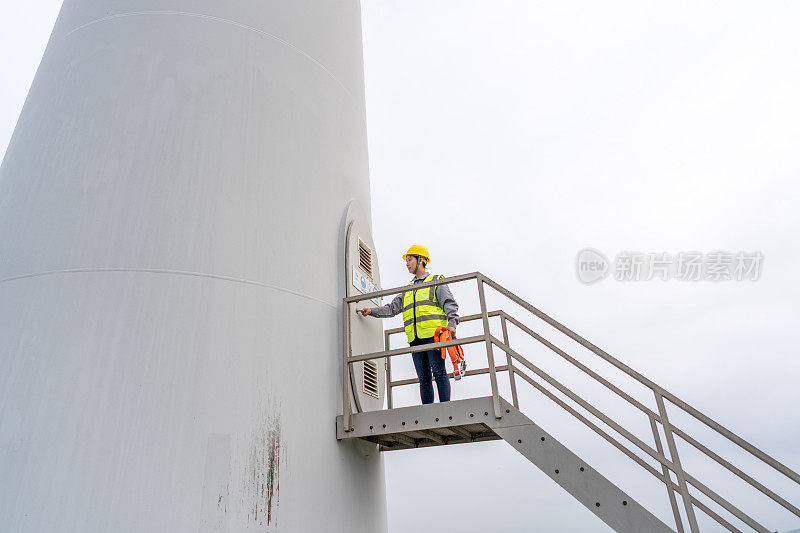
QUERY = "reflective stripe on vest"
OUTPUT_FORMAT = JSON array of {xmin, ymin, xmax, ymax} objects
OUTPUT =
[{"xmin": 402, "ymin": 274, "xmax": 449, "ymax": 343}]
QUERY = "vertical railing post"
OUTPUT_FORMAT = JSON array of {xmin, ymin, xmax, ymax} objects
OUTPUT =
[
  {"xmin": 342, "ymin": 299, "xmax": 352, "ymax": 432},
  {"xmin": 500, "ymin": 313, "xmax": 519, "ymax": 409},
  {"xmin": 477, "ymin": 274, "xmax": 502, "ymax": 419},
  {"xmin": 384, "ymin": 330, "xmax": 393, "ymax": 410},
  {"xmin": 649, "ymin": 415, "xmax": 685, "ymax": 533},
  {"xmin": 655, "ymin": 391, "xmax": 700, "ymax": 533}
]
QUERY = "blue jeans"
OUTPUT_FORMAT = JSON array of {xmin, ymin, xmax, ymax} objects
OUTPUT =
[{"xmin": 410, "ymin": 336, "xmax": 451, "ymax": 404}]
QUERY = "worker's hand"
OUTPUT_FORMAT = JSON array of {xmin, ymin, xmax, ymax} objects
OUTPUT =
[
  {"xmin": 447, "ymin": 326, "xmax": 457, "ymax": 336},
  {"xmin": 358, "ymin": 308, "xmax": 372, "ymax": 316}
]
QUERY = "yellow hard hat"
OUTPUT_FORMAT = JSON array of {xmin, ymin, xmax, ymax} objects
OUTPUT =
[{"xmin": 403, "ymin": 245, "xmax": 431, "ymax": 263}]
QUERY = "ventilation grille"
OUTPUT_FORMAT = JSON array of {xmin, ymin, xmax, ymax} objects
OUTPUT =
[
  {"xmin": 363, "ymin": 360, "xmax": 379, "ymax": 399},
  {"xmin": 358, "ymin": 239, "xmax": 373, "ymax": 279}
]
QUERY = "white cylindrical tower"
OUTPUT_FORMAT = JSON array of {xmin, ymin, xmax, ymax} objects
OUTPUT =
[{"xmin": 0, "ymin": 1, "xmax": 387, "ymax": 531}]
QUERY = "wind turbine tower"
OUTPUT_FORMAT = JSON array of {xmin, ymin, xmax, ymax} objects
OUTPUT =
[{"xmin": 0, "ymin": 1, "xmax": 388, "ymax": 531}]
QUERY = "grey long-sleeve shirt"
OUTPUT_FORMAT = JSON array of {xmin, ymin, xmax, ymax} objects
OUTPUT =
[{"xmin": 369, "ymin": 274, "xmax": 459, "ymax": 328}]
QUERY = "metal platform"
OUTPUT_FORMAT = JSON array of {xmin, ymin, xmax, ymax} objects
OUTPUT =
[{"xmin": 337, "ymin": 397, "xmax": 502, "ymax": 450}]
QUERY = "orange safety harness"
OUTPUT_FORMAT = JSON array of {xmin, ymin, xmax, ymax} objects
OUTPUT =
[{"xmin": 434, "ymin": 326, "xmax": 467, "ymax": 380}]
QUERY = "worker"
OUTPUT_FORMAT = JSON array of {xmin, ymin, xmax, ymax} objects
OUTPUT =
[{"xmin": 358, "ymin": 245, "xmax": 459, "ymax": 404}]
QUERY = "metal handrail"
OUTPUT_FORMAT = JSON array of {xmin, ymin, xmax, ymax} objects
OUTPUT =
[
  {"xmin": 494, "ymin": 311, "xmax": 800, "ymax": 528},
  {"xmin": 381, "ymin": 311, "xmax": 516, "ymax": 404},
  {"xmin": 341, "ymin": 272, "xmax": 800, "ymax": 533},
  {"xmin": 480, "ymin": 275, "xmax": 800, "ymax": 486}
]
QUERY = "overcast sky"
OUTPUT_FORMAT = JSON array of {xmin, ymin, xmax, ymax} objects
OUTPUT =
[{"xmin": 2, "ymin": 2, "xmax": 799, "ymax": 532}]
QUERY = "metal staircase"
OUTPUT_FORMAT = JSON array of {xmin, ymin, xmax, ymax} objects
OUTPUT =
[{"xmin": 337, "ymin": 273, "xmax": 800, "ymax": 533}]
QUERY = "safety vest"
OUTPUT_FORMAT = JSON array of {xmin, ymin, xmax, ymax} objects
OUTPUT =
[{"xmin": 402, "ymin": 274, "xmax": 448, "ymax": 343}]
